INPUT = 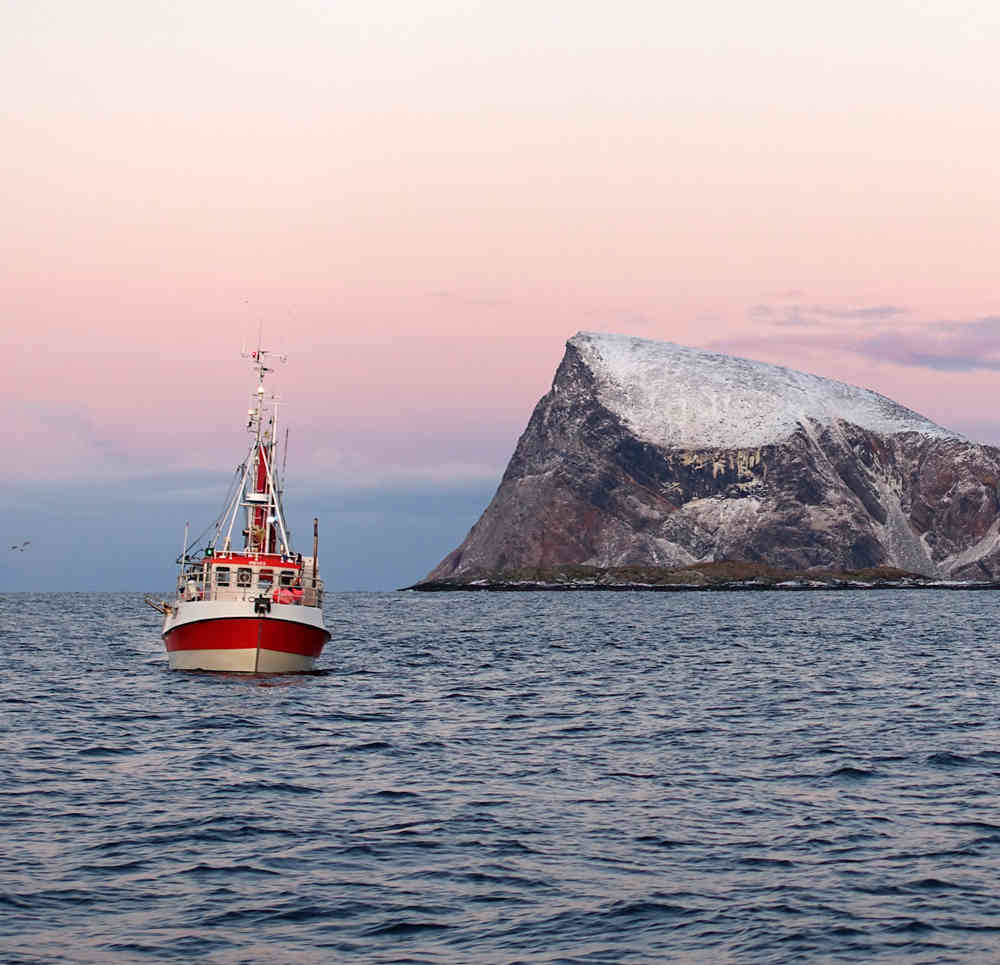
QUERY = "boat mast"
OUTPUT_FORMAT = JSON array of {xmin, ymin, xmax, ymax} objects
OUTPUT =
[
  {"xmin": 229, "ymin": 331, "xmax": 290, "ymax": 557},
  {"xmin": 178, "ymin": 521, "xmax": 189, "ymax": 582}
]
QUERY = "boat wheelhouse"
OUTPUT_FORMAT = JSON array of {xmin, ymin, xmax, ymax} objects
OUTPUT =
[{"xmin": 151, "ymin": 342, "xmax": 331, "ymax": 672}]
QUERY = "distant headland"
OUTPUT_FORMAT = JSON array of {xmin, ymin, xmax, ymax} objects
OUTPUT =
[{"xmin": 414, "ymin": 333, "xmax": 1000, "ymax": 590}]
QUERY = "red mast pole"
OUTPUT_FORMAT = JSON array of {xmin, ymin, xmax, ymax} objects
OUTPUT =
[{"xmin": 253, "ymin": 443, "xmax": 268, "ymax": 552}]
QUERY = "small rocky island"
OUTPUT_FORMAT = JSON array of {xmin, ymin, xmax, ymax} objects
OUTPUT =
[{"xmin": 414, "ymin": 332, "xmax": 1000, "ymax": 591}]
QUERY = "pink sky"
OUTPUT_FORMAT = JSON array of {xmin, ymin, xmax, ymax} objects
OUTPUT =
[{"xmin": 4, "ymin": 0, "xmax": 1000, "ymax": 487}]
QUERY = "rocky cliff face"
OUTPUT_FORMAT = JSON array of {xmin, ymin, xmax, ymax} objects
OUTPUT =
[{"xmin": 425, "ymin": 333, "xmax": 1000, "ymax": 583}]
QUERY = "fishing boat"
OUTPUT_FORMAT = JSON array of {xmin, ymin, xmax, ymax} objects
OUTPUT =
[{"xmin": 148, "ymin": 344, "xmax": 330, "ymax": 672}]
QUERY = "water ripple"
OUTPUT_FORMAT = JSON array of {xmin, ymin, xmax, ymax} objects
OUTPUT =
[{"xmin": 2, "ymin": 589, "xmax": 1000, "ymax": 962}]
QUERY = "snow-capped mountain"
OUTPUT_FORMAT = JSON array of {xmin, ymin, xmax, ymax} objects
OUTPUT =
[
  {"xmin": 573, "ymin": 332, "xmax": 961, "ymax": 449},
  {"xmin": 424, "ymin": 332, "xmax": 1000, "ymax": 583}
]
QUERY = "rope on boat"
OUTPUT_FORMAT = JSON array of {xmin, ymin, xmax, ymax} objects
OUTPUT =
[{"xmin": 174, "ymin": 457, "xmax": 249, "ymax": 563}]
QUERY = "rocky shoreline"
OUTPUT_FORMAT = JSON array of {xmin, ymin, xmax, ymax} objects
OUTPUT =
[{"xmin": 407, "ymin": 562, "xmax": 1000, "ymax": 592}]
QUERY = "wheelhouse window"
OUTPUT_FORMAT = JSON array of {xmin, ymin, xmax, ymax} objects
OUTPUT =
[
  {"xmin": 279, "ymin": 570, "xmax": 296, "ymax": 586},
  {"xmin": 236, "ymin": 568, "xmax": 252, "ymax": 588},
  {"xmin": 215, "ymin": 567, "xmax": 231, "ymax": 587},
  {"xmin": 258, "ymin": 569, "xmax": 274, "ymax": 590}
]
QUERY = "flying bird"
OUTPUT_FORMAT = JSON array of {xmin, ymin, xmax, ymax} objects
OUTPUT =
[{"xmin": 9, "ymin": 541, "xmax": 29, "ymax": 551}]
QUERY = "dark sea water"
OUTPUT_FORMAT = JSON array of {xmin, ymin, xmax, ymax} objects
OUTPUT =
[{"xmin": 3, "ymin": 591, "xmax": 1000, "ymax": 964}]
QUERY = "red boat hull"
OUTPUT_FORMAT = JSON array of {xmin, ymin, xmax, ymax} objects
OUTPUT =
[{"xmin": 164, "ymin": 615, "xmax": 329, "ymax": 673}]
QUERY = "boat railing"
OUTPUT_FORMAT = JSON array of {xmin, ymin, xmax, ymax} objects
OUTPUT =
[
  {"xmin": 178, "ymin": 584, "xmax": 323, "ymax": 608},
  {"xmin": 302, "ymin": 585, "xmax": 324, "ymax": 608}
]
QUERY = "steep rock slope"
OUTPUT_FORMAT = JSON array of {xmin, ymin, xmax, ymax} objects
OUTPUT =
[{"xmin": 426, "ymin": 333, "xmax": 1000, "ymax": 582}]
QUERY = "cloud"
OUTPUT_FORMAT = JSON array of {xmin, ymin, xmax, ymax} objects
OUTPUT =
[
  {"xmin": 750, "ymin": 302, "xmax": 909, "ymax": 328},
  {"xmin": 807, "ymin": 304, "xmax": 908, "ymax": 320},
  {"xmin": 726, "ymin": 308, "xmax": 1000, "ymax": 373},
  {"xmin": 851, "ymin": 317, "xmax": 1000, "ymax": 372},
  {"xmin": 0, "ymin": 475, "xmax": 498, "ymax": 591},
  {"xmin": 0, "ymin": 399, "xmax": 138, "ymax": 482},
  {"xmin": 300, "ymin": 443, "xmax": 504, "ymax": 487}
]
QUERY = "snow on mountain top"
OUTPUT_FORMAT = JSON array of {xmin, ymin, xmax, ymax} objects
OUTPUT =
[{"xmin": 570, "ymin": 332, "xmax": 963, "ymax": 449}]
